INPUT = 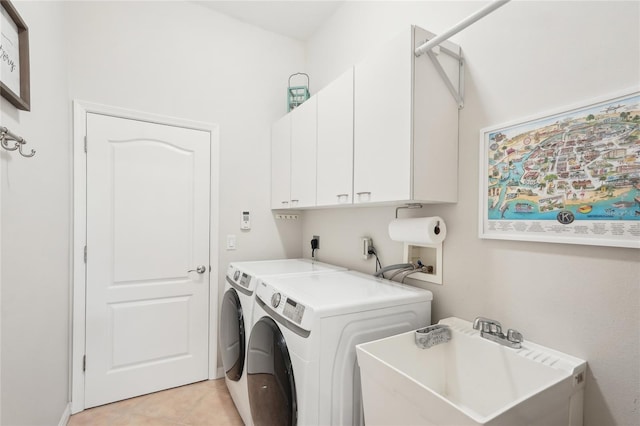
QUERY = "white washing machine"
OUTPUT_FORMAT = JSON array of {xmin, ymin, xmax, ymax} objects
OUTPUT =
[
  {"xmin": 219, "ymin": 259, "xmax": 346, "ymax": 425},
  {"xmin": 246, "ymin": 270, "xmax": 433, "ymax": 426}
]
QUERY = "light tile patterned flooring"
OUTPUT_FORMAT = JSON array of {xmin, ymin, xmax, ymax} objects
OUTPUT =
[{"xmin": 67, "ymin": 378, "xmax": 243, "ymax": 426}]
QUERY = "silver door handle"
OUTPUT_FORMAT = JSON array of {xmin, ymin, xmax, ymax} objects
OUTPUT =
[{"xmin": 188, "ymin": 265, "xmax": 207, "ymax": 274}]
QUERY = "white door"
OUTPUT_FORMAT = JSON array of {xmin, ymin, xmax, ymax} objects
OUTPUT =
[
  {"xmin": 317, "ymin": 67, "xmax": 354, "ymax": 206},
  {"xmin": 84, "ymin": 113, "xmax": 211, "ymax": 408},
  {"xmin": 354, "ymin": 28, "xmax": 412, "ymax": 204},
  {"xmin": 290, "ymin": 96, "xmax": 317, "ymax": 208},
  {"xmin": 271, "ymin": 114, "xmax": 291, "ymax": 209}
]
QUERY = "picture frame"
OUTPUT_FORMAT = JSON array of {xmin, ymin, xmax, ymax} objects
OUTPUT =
[
  {"xmin": 0, "ymin": 0, "xmax": 30, "ymax": 111},
  {"xmin": 479, "ymin": 89, "xmax": 640, "ymax": 249}
]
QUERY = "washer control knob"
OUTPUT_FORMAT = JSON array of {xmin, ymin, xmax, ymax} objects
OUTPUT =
[
  {"xmin": 271, "ymin": 293, "xmax": 281, "ymax": 309},
  {"xmin": 233, "ymin": 270, "xmax": 240, "ymax": 281}
]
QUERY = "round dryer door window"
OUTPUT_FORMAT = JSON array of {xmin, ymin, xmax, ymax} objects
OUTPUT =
[
  {"xmin": 247, "ymin": 317, "xmax": 297, "ymax": 426},
  {"xmin": 220, "ymin": 289, "xmax": 245, "ymax": 381}
]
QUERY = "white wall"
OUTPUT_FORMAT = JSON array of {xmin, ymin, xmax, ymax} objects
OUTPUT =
[
  {"xmin": 62, "ymin": 0, "xmax": 305, "ymax": 377},
  {"xmin": 303, "ymin": 2, "xmax": 640, "ymax": 426},
  {"xmin": 0, "ymin": 1, "xmax": 71, "ymax": 425}
]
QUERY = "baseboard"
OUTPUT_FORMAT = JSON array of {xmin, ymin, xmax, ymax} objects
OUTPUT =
[{"xmin": 58, "ymin": 403, "xmax": 71, "ymax": 426}]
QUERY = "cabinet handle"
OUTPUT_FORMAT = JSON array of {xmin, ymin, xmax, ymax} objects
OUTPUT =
[
  {"xmin": 291, "ymin": 199, "xmax": 299, "ymax": 202},
  {"xmin": 337, "ymin": 193, "xmax": 349, "ymax": 203},
  {"xmin": 281, "ymin": 201, "xmax": 289, "ymax": 205},
  {"xmin": 356, "ymin": 191, "xmax": 371, "ymax": 202}
]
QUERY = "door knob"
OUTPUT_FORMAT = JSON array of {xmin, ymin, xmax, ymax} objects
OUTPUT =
[{"xmin": 188, "ymin": 265, "xmax": 207, "ymax": 274}]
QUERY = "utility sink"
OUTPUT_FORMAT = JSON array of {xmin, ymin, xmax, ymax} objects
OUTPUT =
[{"xmin": 356, "ymin": 317, "xmax": 587, "ymax": 426}]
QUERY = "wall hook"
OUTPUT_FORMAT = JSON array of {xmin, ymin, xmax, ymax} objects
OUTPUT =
[
  {"xmin": 17, "ymin": 141, "xmax": 35, "ymax": 157},
  {"xmin": 0, "ymin": 126, "xmax": 36, "ymax": 158}
]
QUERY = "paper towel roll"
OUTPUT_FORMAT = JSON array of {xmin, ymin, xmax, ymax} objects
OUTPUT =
[{"xmin": 388, "ymin": 216, "xmax": 446, "ymax": 245}]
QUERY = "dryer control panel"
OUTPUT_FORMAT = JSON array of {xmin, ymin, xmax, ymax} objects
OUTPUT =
[
  {"xmin": 283, "ymin": 297, "xmax": 305, "ymax": 324},
  {"xmin": 230, "ymin": 268, "xmax": 251, "ymax": 288},
  {"xmin": 226, "ymin": 264, "xmax": 257, "ymax": 292},
  {"xmin": 257, "ymin": 281, "xmax": 311, "ymax": 331}
]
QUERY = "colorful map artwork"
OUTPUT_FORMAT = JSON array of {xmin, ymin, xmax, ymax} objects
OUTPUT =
[{"xmin": 486, "ymin": 94, "xmax": 640, "ymax": 223}]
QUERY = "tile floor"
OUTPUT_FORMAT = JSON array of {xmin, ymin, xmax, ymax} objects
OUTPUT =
[{"xmin": 67, "ymin": 378, "xmax": 243, "ymax": 426}]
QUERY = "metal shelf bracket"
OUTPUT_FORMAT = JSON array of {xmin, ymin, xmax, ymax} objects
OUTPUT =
[{"xmin": 414, "ymin": 0, "xmax": 510, "ymax": 109}]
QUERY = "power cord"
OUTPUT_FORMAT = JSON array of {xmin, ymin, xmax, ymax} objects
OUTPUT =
[
  {"xmin": 368, "ymin": 245, "xmax": 382, "ymax": 273},
  {"xmin": 311, "ymin": 237, "xmax": 319, "ymax": 259}
]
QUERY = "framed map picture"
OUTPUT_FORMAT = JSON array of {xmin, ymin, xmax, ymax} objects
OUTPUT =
[{"xmin": 479, "ymin": 90, "xmax": 640, "ymax": 249}]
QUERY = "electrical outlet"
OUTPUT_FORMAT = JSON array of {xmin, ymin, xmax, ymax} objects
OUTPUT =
[
  {"xmin": 362, "ymin": 237, "xmax": 372, "ymax": 259},
  {"xmin": 312, "ymin": 235, "xmax": 320, "ymax": 250}
]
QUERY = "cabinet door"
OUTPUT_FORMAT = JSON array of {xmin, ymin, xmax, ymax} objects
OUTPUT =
[
  {"xmin": 271, "ymin": 114, "xmax": 291, "ymax": 209},
  {"xmin": 317, "ymin": 68, "xmax": 354, "ymax": 206},
  {"xmin": 290, "ymin": 97, "xmax": 317, "ymax": 208},
  {"xmin": 354, "ymin": 28, "xmax": 412, "ymax": 204}
]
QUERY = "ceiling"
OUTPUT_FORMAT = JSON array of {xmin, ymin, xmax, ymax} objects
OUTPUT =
[{"xmin": 196, "ymin": 1, "xmax": 344, "ymax": 41}]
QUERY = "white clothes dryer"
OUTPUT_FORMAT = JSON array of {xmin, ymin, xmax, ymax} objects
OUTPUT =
[
  {"xmin": 219, "ymin": 259, "xmax": 346, "ymax": 425},
  {"xmin": 246, "ymin": 270, "xmax": 433, "ymax": 426}
]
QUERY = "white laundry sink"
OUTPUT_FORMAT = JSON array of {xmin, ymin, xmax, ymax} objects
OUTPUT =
[{"xmin": 356, "ymin": 317, "xmax": 587, "ymax": 426}]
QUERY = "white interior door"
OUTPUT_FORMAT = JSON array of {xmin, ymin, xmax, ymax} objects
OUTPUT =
[{"xmin": 84, "ymin": 113, "xmax": 211, "ymax": 408}]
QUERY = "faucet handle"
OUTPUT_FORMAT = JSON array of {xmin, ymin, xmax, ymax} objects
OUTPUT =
[
  {"xmin": 507, "ymin": 329, "xmax": 523, "ymax": 343},
  {"xmin": 484, "ymin": 322, "xmax": 502, "ymax": 334},
  {"xmin": 473, "ymin": 316, "xmax": 502, "ymax": 332}
]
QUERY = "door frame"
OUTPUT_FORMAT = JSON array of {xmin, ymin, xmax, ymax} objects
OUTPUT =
[{"xmin": 70, "ymin": 100, "xmax": 220, "ymax": 413}]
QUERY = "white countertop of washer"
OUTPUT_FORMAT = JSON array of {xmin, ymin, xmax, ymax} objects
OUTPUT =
[
  {"xmin": 228, "ymin": 258, "xmax": 346, "ymax": 277},
  {"xmin": 256, "ymin": 270, "xmax": 433, "ymax": 320}
]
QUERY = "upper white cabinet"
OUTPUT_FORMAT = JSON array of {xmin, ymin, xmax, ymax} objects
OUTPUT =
[
  {"xmin": 271, "ymin": 114, "xmax": 291, "ymax": 209},
  {"xmin": 353, "ymin": 25, "xmax": 461, "ymax": 205},
  {"xmin": 271, "ymin": 25, "xmax": 461, "ymax": 209},
  {"xmin": 316, "ymin": 68, "xmax": 354, "ymax": 206},
  {"xmin": 290, "ymin": 96, "xmax": 317, "ymax": 208}
]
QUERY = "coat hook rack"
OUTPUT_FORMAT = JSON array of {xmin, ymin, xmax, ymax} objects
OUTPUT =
[{"xmin": 0, "ymin": 126, "xmax": 36, "ymax": 158}]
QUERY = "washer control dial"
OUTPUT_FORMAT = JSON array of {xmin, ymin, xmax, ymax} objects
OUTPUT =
[{"xmin": 271, "ymin": 292, "xmax": 281, "ymax": 309}]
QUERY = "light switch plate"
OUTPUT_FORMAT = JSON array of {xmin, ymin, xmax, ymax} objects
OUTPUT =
[{"xmin": 226, "ymin": 234, "xmax": 237, "ymax": 250}]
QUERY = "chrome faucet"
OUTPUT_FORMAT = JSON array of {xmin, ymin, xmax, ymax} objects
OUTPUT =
[{"xmin": 473, "ymin": 316, "xmax": 523, "ymax": 349}]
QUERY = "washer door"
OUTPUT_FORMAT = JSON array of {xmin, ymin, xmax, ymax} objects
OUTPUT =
[
  {"xmin": 247, "ymin": 317, "xmax": 297, "ymax": 426},
  {"xmin": 220, "ymin": 289, "xmax": 245, "ymax": 381}
]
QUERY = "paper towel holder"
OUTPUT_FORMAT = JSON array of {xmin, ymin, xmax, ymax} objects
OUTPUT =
[
  {"xmin": 389, "ymin": 213, "xmax": 445, "ymax": 285},
  {"xmin": 395, "ymin": 203, "xmax": 423, "ymax": 218}
]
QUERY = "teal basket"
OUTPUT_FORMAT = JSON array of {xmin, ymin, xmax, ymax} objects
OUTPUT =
[{"xmin": 287, "ymin": 73, "xmax": 310, "ymax": 112}]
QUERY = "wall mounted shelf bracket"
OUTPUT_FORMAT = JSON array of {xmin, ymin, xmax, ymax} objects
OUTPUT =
[
  {"xmin": 425, "ymin": 46, "xmax": 465, "ymax": 110},
  {"xmin": 414, "ymin": 0, "xmax": 511, "ymax": 109}
]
